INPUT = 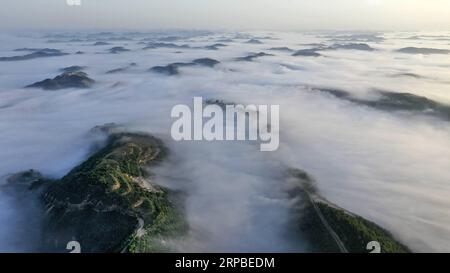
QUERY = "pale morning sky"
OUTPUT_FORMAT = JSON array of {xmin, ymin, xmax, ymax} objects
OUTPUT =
[{"xmin": 0, "ymin": 0, "xmax": 449, "ymax": 31}]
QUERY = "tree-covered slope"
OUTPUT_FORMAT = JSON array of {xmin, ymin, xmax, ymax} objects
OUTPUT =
[
  {"xmin": 26, "ymin": 129, "xmax": 186, "ymax": 253},
  {"xmin": 288, "ymin": 168, "xmax": 410, "ymax": 253}
]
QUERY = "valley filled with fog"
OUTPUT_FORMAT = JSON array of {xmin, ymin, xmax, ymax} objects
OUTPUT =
[{"xmin": 0, "ymin": 30, "xmax": 449, "ymax": 252}]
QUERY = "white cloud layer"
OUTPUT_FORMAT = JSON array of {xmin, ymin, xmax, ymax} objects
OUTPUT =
[{"xmin": 0, "ymin": 30, "xmax": 449, "ymax": 252}]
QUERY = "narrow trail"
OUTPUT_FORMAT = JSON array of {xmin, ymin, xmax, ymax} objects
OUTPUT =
[
  {"xmin": 120, "ymin": 217, "xmax": 145, "ymax": 253},
  {"xmin": 306, "ymin": 192, "xmax": 348, "ymax": 253}
]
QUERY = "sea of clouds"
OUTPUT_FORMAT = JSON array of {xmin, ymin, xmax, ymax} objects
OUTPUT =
[{"xmin": 0, "ymin": 30, "xmax": 449, "ymax": 252}]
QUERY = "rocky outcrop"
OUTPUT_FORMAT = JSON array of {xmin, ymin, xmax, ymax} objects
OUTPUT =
[
  {"xmin": 330, "ymin": 43, "xmax": 375, "ymax": 51},
  {"xmin": 397, "ymin": 47, "xmax": 450, "ymax": 55},
  {"xmin": 313, "ymin": 88, "xmax": 450, "ymax": 121},
  {"xmin": 245, "ymin": 39, "xmax": 263, "ymax": 44},
  {"xmin": 106, "ymin": 63, "xmax": 137, "ymax": 74},
  {"xmin": 149, "ymin": 64, "xmax": 181, "ymax": 76},
  {"xmin": 191, "ymin": 58, "xmax": 220, "ymax": 67},
  {"xmin": 149, "ymin": 58, "xmax": 220, "ymax": 75},
  {"xmin": 292, "ymin": 49, "xmax": 321, "ymax": 57},
  {"xmin": 60, "ymin": 66, "xmax": 87, "ymax": 73},
  {"xmin": 291, "ymin": 43, "xmax": 375, "ymax": 57},
  {"xmin": 269, "ymin": 47, "xmax": 294, "ymax": 53},
  {"xmin": 93, "ymin": 42, "xmax": 110, "ymax": 46},
  {"xmin": 0, "ymin": 48, "xmax": 68, "ymax": 61},
  {"xmin": 143, "ymin": 42, "xmax": 190, "ymax": 50},
  {"xmin": 109, "ymin": 47, "xmax": 130, "ymax": 54},
  {"xmin": 236, "ymin": 52, "xmax": 273, "ymax": 62},
  {"xmin": 204, "ymin": 43, "xmax": 227, "ymax": 50},
  {"xmin": 26, "ymin": 72, "xmax": 95, "ymax": 90}
]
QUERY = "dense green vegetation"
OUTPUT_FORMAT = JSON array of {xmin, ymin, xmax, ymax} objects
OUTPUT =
[
  {"xmin": 288, "ymin": 168, "xmax": 410, "ymax": 253},
  {"xmin": 292, "ymin": 193, "xmax": 342, "ymax": 253},
  {"xmin": 35, "ymin": 131, "xmax": 186, "ymax": 252},
  {"xmin": 317, "ymin": 203, "xmax": 410, "ymax": 253},
  {"xmin": 6, "ymin": 133, "xmax": 410, "ymax": 253}
]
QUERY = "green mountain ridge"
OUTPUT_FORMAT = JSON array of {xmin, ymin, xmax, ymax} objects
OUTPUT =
[
  {"xmin": 4, "ymin": 127, "xmax": 410, "ymax": 253},
  {"xmin": 9, "ymin": 128, "xmax": 186, "ymax": 253},
  {"xmin": 287, "ymin": 168, "xmax": 410, "ymax": 253}
]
